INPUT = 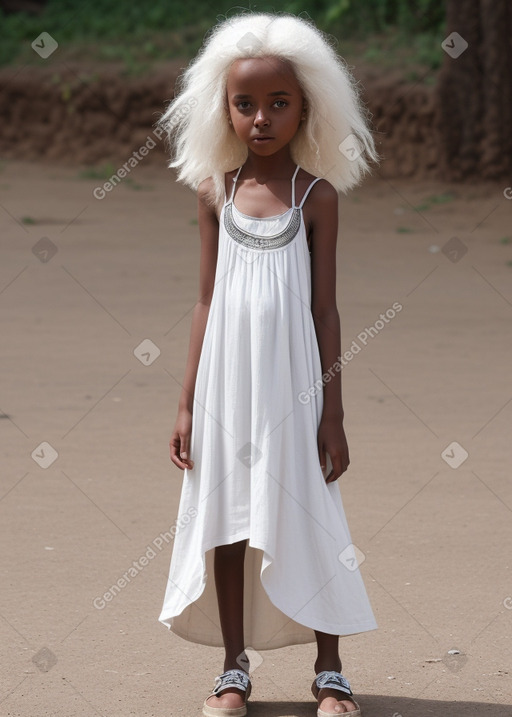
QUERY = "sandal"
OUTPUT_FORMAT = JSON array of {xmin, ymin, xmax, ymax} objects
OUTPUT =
[
  {"xmin": 311, "ymin": 670, "xmax": 361, "ymax": 717},
  {"xmin": 202, "ymin": 668, "xmax": 252, "ymax": 716}
]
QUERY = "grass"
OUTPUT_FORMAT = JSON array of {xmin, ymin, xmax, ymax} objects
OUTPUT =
[
  {"xmin": 413, "ymin": 192, "xmax": 456, "ymax": 211},
  {"xmin": 0, "ymin": 1, "xmax": 445, "ymax": 78},
  {"xmin": 123, "ymin": 178, "xmax": 153, "ymax": 191},
  {"xmin": 78, "ymin": 164, "xmax": 116, "ymax": 180},
  {"xmin": 339, "ymin": 26, "xmax": 444, "ymax": 79},
  {"xmin": 0, "ymin": 29, "xmax": 444, "ymax": 79},
  {"xmin": 77, "ymin": 165, "xmax": 153, "ymax": 190}
]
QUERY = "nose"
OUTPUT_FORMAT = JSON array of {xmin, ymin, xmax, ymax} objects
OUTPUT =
[{"xmin": 254, "ymin": 108, "xmax": 270, "ymax": 127}]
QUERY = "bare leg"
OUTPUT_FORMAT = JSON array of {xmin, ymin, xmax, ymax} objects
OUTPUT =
[
  {"xmin": 204, "ymin": 539, "xmax": 249, "ymax": 710},
  {"xmin": 314, "ymin": 630, "xmax": 358, "ymax": 714}
]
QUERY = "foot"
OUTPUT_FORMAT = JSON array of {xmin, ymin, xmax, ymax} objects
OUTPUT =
[
  {"xmin": 204, "ymin": 687, "xmax": 246, "ymax": 710},
  {"xmin": 317, "ymin": 686, "xmax": 359, "ymax": 714},
  {"xmin": 204, "ymin": 665, "xmax": 250, "ymax": 710}
]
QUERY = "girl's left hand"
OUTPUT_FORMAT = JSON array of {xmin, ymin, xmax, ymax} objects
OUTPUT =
[{"xmin": 317, "ymin": 415, "xmax": 349, "ymax": 483}]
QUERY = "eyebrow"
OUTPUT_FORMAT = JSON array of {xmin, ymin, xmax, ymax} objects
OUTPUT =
[{"xmin": 233, "ymin": 91, "xmax": 293, "ymax": 99}]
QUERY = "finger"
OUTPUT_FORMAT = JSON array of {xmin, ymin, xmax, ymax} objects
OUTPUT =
[
  {"xmin": 178, "ymin": 437, "xmax": 194, "ymax": 469},
  {"xmin": 170, "ymin": 454, "xmax": 186, "ymax": 470},
  {"xmin": 326, "ymin": 455, "xmax": 340, "ymax": 483},
  {"xmin": 169, "ymin": 437, "xmax": 178, "ymax": 461},
  {"xmin": 339, "ymin": 456, "xmax": 350, "ymax": 475},
  {"xmin": 318, "ymin": 445, "xmax": 326, "ymax": 471},
  {"xmin": 322, "ymin": 449, "xmax": 336, "ymax": 482},
  {"xmin": 179, "ymin": 452, "xmax": 194, "ymax": 468},
  {"xmin": 170, "ymin": 436, "xmax": 188, "ymax": 470}
]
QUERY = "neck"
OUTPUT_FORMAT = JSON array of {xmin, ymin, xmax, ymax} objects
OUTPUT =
[{"xmin": 242, "ymin": 146, "xmax": 297, "ymax": 182}]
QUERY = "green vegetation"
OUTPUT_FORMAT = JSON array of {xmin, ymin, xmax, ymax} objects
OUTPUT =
[
  {"xmin": 77, "ymin": 165, "xmax": 152, "ymax": 190},
  {"xmin": 413, "ymin": 192, "xmax": 455, "ymax": 211},
  {"xmin": 122, "ymin": 178, "xmax": 152, "ymax": 190},
  {"xmin": 324, "ymin": 0, "xmax": 444, "ymax": 34},
  {"xmin": 78, "ymin": 163, "xmax": 116, "ymax": 180},
  {"xmin": 0, "ymin": 0, "xmax": 446, "ymax": 73}
]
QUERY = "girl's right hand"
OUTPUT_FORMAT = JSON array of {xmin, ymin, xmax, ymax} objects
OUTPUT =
[{"xmin": 169, "ymin": 409, "xmax": 195, "ymax": 471}]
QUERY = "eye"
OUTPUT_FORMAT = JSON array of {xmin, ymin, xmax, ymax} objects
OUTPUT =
[
  {"xmin": 236, "ymin": 101, "xmax": 251, "ymax": 110},
  {"xmin": 273, "ymin": 99, "xmax": 288, "ymax": 108}
]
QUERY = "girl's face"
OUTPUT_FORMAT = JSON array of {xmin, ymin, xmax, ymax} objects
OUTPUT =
[{"xmin": 225, "ymin": 56, "xmax": 305, "ymax": 155}]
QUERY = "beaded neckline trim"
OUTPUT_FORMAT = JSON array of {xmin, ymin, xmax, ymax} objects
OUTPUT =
[{"xmin": 224, "ymin": 202, "xmax": 301, "ymax": 250}]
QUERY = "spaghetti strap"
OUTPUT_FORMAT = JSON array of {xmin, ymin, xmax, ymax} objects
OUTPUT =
[
  {"xmin": 298, "ymin": 176, "xmax": 322, "ymax": 209},
  {"xmin": 290, "ymin": 164, "xmax": 301, "ymax": 208},
  {"xmin": 228, "ymin": 166, "xmax": 243, "ymax": 203}
]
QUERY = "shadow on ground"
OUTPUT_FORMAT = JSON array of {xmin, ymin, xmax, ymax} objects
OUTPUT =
[{"xmin": 244, "ymin": 696, "xmax": 510, "ymax": 716}]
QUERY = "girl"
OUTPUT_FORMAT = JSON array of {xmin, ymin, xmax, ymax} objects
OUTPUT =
[{"xmin": 157, "ymin": 11, "xmax": 379, "ymax": 717}]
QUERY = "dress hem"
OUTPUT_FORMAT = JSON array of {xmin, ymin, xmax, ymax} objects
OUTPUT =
[{"xmin": 158, "ymin": 533, "xmax": 378, "ymax": 649}]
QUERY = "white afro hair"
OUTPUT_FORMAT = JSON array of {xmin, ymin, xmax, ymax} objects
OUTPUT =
[{"xmin": 156, "ymin": 11, "xmax": 378, "ymax": 208}]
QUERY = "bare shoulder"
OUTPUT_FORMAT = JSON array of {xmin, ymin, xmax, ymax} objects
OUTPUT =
[
  {"xmin": 298, "ymin": 170, "xmax": 338, "ymax": 239},
  {"xmin": 198, "ymin": 171, "xmax": 237, "ymax": 220},
  {"xmin": 313, "ymin": 178, "xmax": 338, "ymax": 203},
  {"xmin": 299, "ymin": 168, "xmax": 338, "ymax": 204},
  {"xmin": 197, "ymin": 176, "xmax": 216, "ymax": 205},
  {"xmin": 197, "ymin": 177, "xmax": 221, "ymax": 222}
]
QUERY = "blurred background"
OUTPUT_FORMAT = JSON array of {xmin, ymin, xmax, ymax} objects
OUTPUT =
[{"xmin": 1, "ymin": 0, "xmax": 511, "ymax": 179}]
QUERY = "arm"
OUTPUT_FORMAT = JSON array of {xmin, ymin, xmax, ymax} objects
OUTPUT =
[
  {"xmin": 170, "ymin": 178, "xmax": 219, "ymax": 470},
  {"xmin": 309, "ymin": 180, "xmax": 350, "ymax": 483}
]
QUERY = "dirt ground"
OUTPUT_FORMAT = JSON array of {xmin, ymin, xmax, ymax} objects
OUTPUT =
[{"xmin": 0, "ymin": 158, "xmax": 511, "ymax": 716}]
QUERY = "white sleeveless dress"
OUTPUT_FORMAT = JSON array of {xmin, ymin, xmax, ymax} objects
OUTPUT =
[{"xmin": 158, "ymin": 165, "xmax": 377, "ymax": 649}]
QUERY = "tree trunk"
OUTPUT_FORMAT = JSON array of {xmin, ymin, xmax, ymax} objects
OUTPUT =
[{"xmin": 437, "ymin": 0, "xmax": 512, "ymax": 180}]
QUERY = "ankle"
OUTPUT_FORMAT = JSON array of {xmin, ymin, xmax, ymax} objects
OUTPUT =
[
  {"xmin": 223, "ymin": 653, "xmax": 250, "ymax": 674},
  {"xmin": 314, "ymin": 658, "xmax": 342, "ymax": 674}
]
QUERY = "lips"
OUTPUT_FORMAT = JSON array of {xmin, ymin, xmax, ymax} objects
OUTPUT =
[{"xmin": 252, "ymin": 136, "xmax": 273, "ymax": 141}]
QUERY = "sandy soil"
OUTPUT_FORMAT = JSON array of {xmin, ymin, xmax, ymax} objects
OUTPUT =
[{"xmin": 0, "ymin": 158, "xmax": 511, "ymax": 716}]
